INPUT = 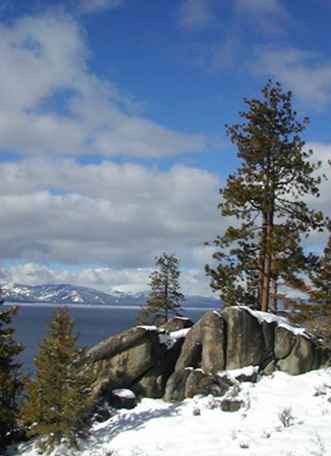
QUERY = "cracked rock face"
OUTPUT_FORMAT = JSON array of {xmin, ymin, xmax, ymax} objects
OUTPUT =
[{"xmin": 88, "ymin": 307, "xmax": 330, "ymax": 404}]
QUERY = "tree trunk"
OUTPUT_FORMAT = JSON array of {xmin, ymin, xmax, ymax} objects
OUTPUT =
[
  {"xmin": 258, "ymin": 249, "xmax": 265, "ymax": 311},
  {"xmin": 164, "ymin": 277, "xmax": 169, "ymax": 321},
  {"xmin": 271, "ymin": 276, "xmax": 278, "ymax": 313},
  {"xmin": 261, "ymin": 213, "xmax": 273, "ymax": 313}
]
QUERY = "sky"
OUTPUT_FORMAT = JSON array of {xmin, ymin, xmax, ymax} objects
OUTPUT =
[{"xmin": 0, "ymin": 0, "xmax": 330, "ymax": 296}]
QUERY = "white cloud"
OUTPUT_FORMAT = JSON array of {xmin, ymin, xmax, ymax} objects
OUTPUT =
[
  {"xmin": 0, "ymin": 12, "xmax": 206, "ymax": 158},
  {"xmin": 0, "ymin": 159, "xmax": 222, "ymax": 270},
  {"xmin": 251, "ymin": 47, "xmax": 331, "ymax": 109},
  {"xmin": 0, "ymin": 151, "xmax": 328, "ymax": 296},
  {"xmin": 79, "ymin": 0, "xmax": 125, "ymax": 14},
  {"xmin": 178, "ymin": 0, "xmax": 215, "ymax": 31},
  {"xmin": 304, "ymin": 143, "xmax": 331, "ymax": 217},
  {"xmin": 0, "ymin": 262, "xmax": 213, "ymax": 296}
]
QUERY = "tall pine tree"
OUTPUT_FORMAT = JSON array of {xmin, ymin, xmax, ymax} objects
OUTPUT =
[
  {"xmin": 0, "ymin": 305, "xmax": 23, "ymax": 450},
  {"xmin": 206, "ymin": 81, "xmax": 325, "ymax": 312},
  {"xmin": 21, "ymin": 308, "xmax": 94, "ymax": 452},
  {"xmin": 138, "ymin": 253, "xmax": 184, "ymax": 324}
]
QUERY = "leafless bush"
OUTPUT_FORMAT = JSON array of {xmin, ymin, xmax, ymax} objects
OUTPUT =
[
  {"xmin": 310, "ymin": 432, "xmax": 326, "ymax": 456},
  {"xmin": 278, "ymin": 407, "xmax": 294, "ymax": 428}
]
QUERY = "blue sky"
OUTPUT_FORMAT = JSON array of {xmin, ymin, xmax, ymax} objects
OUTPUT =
[{"xmin": 0, "ymin": 0, "xmax": 330, "ymax": 296}]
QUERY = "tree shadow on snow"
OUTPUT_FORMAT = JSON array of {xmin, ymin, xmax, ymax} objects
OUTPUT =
[{"xmin": 95, "ymin": 403, "xmax": 181, "ymax": 440}]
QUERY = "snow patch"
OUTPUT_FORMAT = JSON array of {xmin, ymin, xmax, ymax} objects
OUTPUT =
[
  {"xmin": 218, "ymin": 365, "xmax": 259, "ymax": 381},
  {"xmin": 136, "ymin": 325, "xmax": 158, "ymax": 331},
  {"xmin": 242, "ymin": 306, "xmax": 312, "ymax": 338},
  {"xmin": 159, "ymin": 328, "xmax": 190, "ymax": 349},
  {"xmin": 14, "ymin": 368, "xmax": 331, "ymax": 456},
  {"xmin": 112, "ymin": 389, "xmax": 136, "ymax": 400}
]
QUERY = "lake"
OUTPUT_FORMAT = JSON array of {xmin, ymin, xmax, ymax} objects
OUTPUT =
[{"xmin": 4, "ymin": 303, "xmax": 216, "ymax": 374}]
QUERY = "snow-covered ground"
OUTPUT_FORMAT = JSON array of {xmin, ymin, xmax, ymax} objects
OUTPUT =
[{"xmin": 13, "ymin": 368, "xmax": 331, "ymax": 456}]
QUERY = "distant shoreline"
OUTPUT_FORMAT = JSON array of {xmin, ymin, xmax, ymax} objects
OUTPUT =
[{"xmin": 3, "ymin": 302, "xmax": 216, "ymax": 312}]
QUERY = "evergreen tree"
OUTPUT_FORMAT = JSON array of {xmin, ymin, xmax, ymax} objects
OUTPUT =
[
  {"xmin": 0, "ymin": 305, "xmax": 23, "ymax": 450},
  {"xmin": 288, "ymin": 224, "xmax": 331, "ymax": 344},
  {"xmin": 311, "ymin": 223, "xmax": 331, "ymax": 305},
  {"xmin": 138, "ymin": 253, "xmax": 184, "ymax": 324},
  {"xmin": 206, "ymin": 81, "xmax": 325, "ymax": 312},
  {"xmin": 21, "ymin": 308, "xmax": 94, "ymax": 452}
]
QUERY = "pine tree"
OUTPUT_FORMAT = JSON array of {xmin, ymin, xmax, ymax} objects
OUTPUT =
[
  {"xmin": 288, "ymin": 225, "xmax": 331, "ymax": 343},
  {"xmin": 20, "ymin": 308, "xmax": 94, "ymax": 452},
  {"xmin": 311, "ymin": 223, "xmax": 331, "ymax": 306},
  {"xmin": 0, "ymin": 305, "xmax": 23, "ymax": 450},
  {"xmin": 206, "ymin": 81, "xmax": 325, "ymax": 312},
  {"xmin": 138, "ymin": 253, "xmax": 184, "ymax": 324}
]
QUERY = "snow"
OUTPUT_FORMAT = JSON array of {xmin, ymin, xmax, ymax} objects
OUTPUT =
[
  {"xmin": 159, "ymin": 328, "xmax": 191, "ymax": 349},
  {"xmin": 136, "ymin": 325, "xmax": 158, "ymax": 331},
  {"xmin": 13, "ymin": 368, "xmax": 331, "ymax": 456},
  {"xmin": 243, "ymin": 306, "xmax": 312, "ymax": 338},
  {"xmin": 218, "ymin": 365, "xmax": 259, "ymax": 381},
  {"xmin": 112, "ymin": 389, "xmax": 136, "ymax": 400}
]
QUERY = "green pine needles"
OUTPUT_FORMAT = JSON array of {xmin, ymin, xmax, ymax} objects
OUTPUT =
[
  {"xmin": 138, "ymin": 253, "xmax": 184, "ymax": 324},
  {"xmin": 206, "ymin": 80, "xmax": 326, "ymax": 312},
  {"xmin": 0, "ymin": 305, "xmax": 23, "ymax": 449},
  {"xmin": 20, "ymin": 307, "xmax": 94, "ymax": 452}
]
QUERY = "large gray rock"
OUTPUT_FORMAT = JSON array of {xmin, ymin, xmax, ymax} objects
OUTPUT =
[
  {"xmin": 174, "ymin": 311, "xmax": 226, "ymax": 374},
  {"xmin": 278, "ymin": 335, "xmax": 319, "ymax": 375},
  {"xmin": 222, "ymin": 307, "xmax": 266, "ymax": 369},
  {"xmin": 133, "ymin": 366, "xmax": 166, "ymax": 398},
  {"xmin": 134, "ymin": 332, "xmax": 187, "ymax": 398},
  {"xmin": 92, "ymin": 340, "xmax": 156, "ymax": 398},
  {"xmin": 88, "ymin": 305, "xmax": 328, "ymax": 405},
  {"xmin": 274, "ymin": 326, "xmax": 296, "ymax": 360},
  {"xmin": 261, "ymin": 320, "xmax": 277, "ymax": 365},
  {"xmin": 90, "ymin": 326, "xmax": 165, "ymax": 399},
  {"xmin": 184, "ymin": 369, "xmax": 219, "ymax": 398},
  {"xmin": 164, "ymin": 368, "xmax": 192, "ymax": 402},
  {"xmin": 174, "ymin": 321, "xmax": 202, "ymax": 371},
  {"xmin": 200, "ymin": 311, "xmax": 226, "ymax": 373},
  {"xmin": 87, "ymin": 326, "xmax": 157, "ymax": 362}
]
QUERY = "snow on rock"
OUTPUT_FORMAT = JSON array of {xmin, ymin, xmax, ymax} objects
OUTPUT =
[
  {"xmin": 212, "ymin": 309, "xmax": 222, "ymax": 318},
  {"xmin": 112, "ymin": 389, "xmax": 136, "ymax": 400},
  {"xmin": 13, "ymin": 368, "xmax": 331, "ymax": 456},
  {"xmin": 218, "ymin": 365, "xmax": 259, "ymax": 381},
  {"xmin": 243, "ymin": 306, "xmax": 312, "ymax": 338},
  {"xmin": 136, "ymin": 325, "xmax": 158, "ymax": 331},
  {"xmin": 158, "ymin": 328, "xmax": 191, "ymax": 349}
]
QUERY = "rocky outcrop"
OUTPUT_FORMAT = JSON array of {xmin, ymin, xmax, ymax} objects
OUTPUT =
[
  {"xmin": 87, "ymin": 307, "xmax": 330, "ymax": 405},
  {"xmin": 160, "ymin": 317, "xmax": 193, "ymax": 332},
  {"xmin": 88, "ymin": 324, "xmax": 188, "ymax": 401}
]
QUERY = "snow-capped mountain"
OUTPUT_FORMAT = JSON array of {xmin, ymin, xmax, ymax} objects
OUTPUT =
[{"xmin": 1, "ymin": 283, "xmax": 221, "ymax": 308}]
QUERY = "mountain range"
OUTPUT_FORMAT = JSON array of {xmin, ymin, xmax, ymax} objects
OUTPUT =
[{"xmin": 1, "ymin": 283, "xmax": 221, "ymax": 309}]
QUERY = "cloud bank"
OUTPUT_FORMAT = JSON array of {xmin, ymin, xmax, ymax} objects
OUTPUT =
[{"xmin": 0, "ymin": 12, "xmax": 206, "ymax": 159}]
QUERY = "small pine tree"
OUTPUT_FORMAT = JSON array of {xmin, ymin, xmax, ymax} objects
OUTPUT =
[
  {"xmin": 0, "ymin": 305, "xmax": 23, "ymax": 449},
  {"xmin": 20, "ymin": 308, "xmax": 94, "ymax": 452},
  {"xmin": 138, "ymin": 253, "xmax": 184, "ymax": 324}
]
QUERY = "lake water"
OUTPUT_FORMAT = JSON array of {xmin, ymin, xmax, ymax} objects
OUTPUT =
[{"xmin": 4, "ymin": 303, "xmax": 215, "ymax": 374}]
